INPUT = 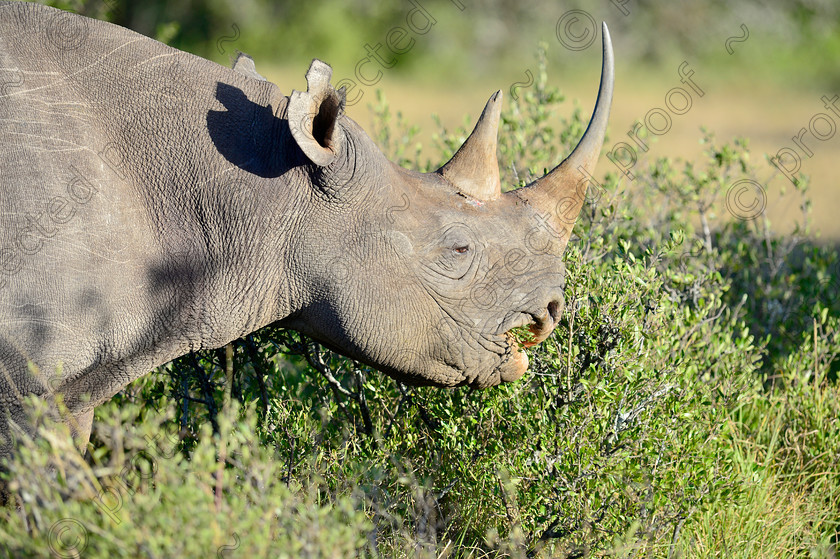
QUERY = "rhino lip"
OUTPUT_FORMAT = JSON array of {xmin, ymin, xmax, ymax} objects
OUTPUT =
[
  {"xmin": 477, "ymin": 302, "xmax": 561, "ymax": 385},
  {"xmin": 499, "ymin": 331, "xmax": 529, "ymax": 382},
  {"xmin": 492, "ymin": 303, "xmax": 560, "ymax": 385}
]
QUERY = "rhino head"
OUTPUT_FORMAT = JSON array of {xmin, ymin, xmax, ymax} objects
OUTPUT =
[{"xmin": 278, "ymin": 27, "xmax": 613, "ymax": 388}]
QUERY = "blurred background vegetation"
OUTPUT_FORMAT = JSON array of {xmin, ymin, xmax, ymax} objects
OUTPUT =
[
  {"xmin": 46, "ymin": 0, "xmax": 840, "ymax": 238},
  {"xmin": 46, "ymin": 0, "xmax": 840, "ymax": 86}
]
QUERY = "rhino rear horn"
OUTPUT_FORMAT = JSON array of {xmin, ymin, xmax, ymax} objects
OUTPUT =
[
  {"xmin": 288, "ymin": 59, "xmax": 347, "ymax": 166},
  {"xmin": 510, "ymin": 23, "xmax": 614, "ymax": 250},
  {"xmin": 437, "ymin": 90, "xmax": 503, "ymax": 201}
]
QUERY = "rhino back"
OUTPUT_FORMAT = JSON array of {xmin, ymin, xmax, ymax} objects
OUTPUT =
[{"xmin": 0, "ymin": 2, "xmax": 290, "ymax": 406}]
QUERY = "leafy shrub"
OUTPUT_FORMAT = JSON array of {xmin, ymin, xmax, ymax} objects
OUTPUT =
[{"xmin": 0, "ymin": 397, "xmax": 371, "ymax": 558}]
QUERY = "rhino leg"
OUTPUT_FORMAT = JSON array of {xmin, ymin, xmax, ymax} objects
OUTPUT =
[
  {"xmin": 0, "ymin": 407, "xmax": 93, "ymax": 505},
  {"xmin": 0, "ymin": 404, "xmax": 93, "ymax": 466},
  {"xmin": 69, "ymin": 409, "xmax": 94, "ymax": 454}
]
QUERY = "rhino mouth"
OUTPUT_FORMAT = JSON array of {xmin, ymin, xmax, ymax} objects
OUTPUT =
[
  {"xmin": 500, "ymin": 301, "xmax": 561, "ymax": 345},
  {"xmin": 496, "ymin": 301, "xmax": 562, "ymax": 382}
]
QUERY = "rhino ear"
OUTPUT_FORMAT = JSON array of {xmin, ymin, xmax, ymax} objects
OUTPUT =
[{"xmin": 288, "ymin": 59, "xmax": 347, "ymax": 166}]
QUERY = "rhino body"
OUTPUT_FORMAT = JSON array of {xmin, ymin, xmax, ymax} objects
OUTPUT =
[{"xmin": 0, "ymin": 2, "xmax": 613, "ymax": 457}]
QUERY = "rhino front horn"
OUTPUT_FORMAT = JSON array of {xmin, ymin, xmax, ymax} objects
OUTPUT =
[
  {"xmin": 510, "ymin": 22, "xmax": 614, "ymax": 250},
  {"xmin": 437, "ymin": 90, "xmax": 503, "ymax": 201}
]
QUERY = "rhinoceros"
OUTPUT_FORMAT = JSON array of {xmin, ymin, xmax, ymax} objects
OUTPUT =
[{"xmin": 0, "ymin": 1, "xmax": 613, "ymax": 458}]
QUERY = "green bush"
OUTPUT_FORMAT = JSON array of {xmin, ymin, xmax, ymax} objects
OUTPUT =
[
  {"xmin": 0, "ymin": 398, "xmax": 371, "ymax": 558},
  {"xmin": 1, "ymin": 48, "xmax": 837, "ymax": 558}
]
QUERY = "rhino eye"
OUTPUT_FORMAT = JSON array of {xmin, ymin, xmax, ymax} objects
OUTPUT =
[{"xmin": 453, "ymin": 245, "xmax": 471, "ymax": 254}]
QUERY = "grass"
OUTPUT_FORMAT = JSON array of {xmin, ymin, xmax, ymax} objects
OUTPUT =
[{"xmin": 680, "ymin": 422, "xmax": 839, "ymax": 557}]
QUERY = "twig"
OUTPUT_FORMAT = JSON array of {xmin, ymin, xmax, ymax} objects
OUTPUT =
[
  {"xmin": 191, "ymin": 354, "xmax": 219, "ymax": 433},
  {"xmin": 244, "ymin": 336, "xmax": 270, "ymax": 417},
  {"xmin": 214, "ymin": 343, "xmax": 234, "ymax": 513},
  {"xmin": 496, "ymin": 472, "xmax": 521, "ymax": 531},
  {"xmin": 354, "ymin": 368, "xmax": 374, "ymax": 437},
  {"xmin": 383, "ymin": 393, "xmax": 408, "ymax": 439},
  {"xmin": 668, "ymin": 508, "xmax": 695, "ymax": 558},
  {"xmin": 302, "ymin": 342, "xmax": 356, "ymax": 428},
  {"xmin": 306, "ymin": 344, "xmax": 352, "ymax": 397},
  {"xmin": 397, "ymin": 383, "xmax": 440, "ymax": 432}
]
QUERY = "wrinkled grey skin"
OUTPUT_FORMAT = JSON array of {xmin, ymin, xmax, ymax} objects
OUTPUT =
[{"xmin": 0, "ymin": 2, "xmax": 613, "ymax": 460}]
